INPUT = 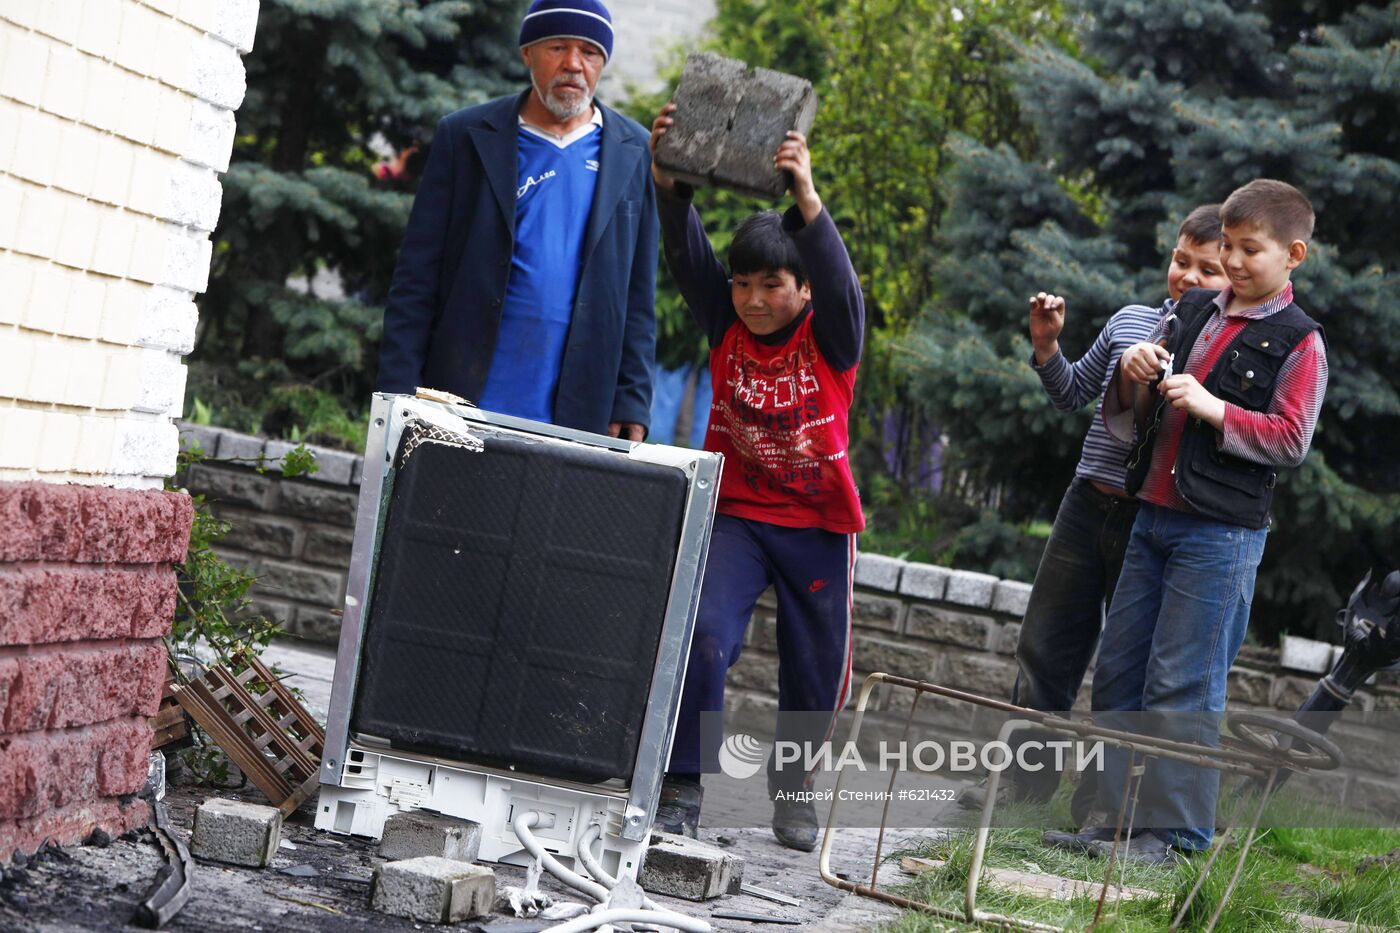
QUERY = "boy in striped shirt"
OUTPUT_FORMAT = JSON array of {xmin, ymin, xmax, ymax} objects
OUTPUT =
[
  {"xmin": 1063, "ymin": 179, "xmax": 1328, "ymax": 864},
  {"xmin": 966, "ymin": 206, "xmax": 1227, "ymax": 817}
]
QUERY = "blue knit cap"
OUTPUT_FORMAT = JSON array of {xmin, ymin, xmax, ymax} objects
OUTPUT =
[{"xmin": 519, "ymin": 0, "xmax": 614, "ymax": 62}]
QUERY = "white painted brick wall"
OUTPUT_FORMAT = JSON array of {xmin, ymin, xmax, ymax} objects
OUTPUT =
[{"xmin": 0, "ymin": 0, "xmax": 259, "ymax": 487}]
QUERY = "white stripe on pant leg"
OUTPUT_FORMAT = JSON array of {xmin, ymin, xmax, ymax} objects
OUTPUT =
[{"xmin": 805, "ymin": 533, "xmax": 857, "ymax": 788}]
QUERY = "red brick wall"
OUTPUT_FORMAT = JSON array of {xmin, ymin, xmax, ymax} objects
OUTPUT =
[{"xmin": 0, "ymin": 482, "xmax": 192, "ymax": 857}]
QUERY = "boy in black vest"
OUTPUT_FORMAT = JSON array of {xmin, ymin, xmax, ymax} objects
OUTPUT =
[{"xmin": 1045, "ymin": 179, "xmax": 1328, "ymax": 864}]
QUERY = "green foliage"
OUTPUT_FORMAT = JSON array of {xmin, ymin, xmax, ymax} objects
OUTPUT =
[
  {"xmin": 192, "ymin": 0, "xmax": 526, "ymax": 441},
  {"xmin": 904, "ymin": 0, "xmax": 1400, "ymax": 639},
  {"xmin": 167, "ymin": 444, "xmax": 318, "ymax": 670}
]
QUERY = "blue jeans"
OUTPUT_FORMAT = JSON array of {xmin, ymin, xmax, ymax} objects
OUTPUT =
[
  {"xmin": 1091, "ymin": 503, "xmax": 1267, "ymax": 851},
  {"xmin": 1011, "ymin": 479, "xmax": 1138, "ymax": 814}
]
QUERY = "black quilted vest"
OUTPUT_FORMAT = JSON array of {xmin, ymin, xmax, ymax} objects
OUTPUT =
[{"xmin": 1124, "ymin": 288, "xmax": 1323, "ymax": 529}]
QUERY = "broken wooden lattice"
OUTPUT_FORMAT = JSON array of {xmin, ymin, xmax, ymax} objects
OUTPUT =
[{"xmin": 173, "ymin": 655, "xmax": 324, "ymax": 816}]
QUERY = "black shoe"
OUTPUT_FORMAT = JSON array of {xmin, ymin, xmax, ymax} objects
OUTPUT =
[
  {"xmin": 654, "ymin": 778, "xmax": 702, "ymax": 838},
  {"xmin": 1041, "ymin": 825, "xmax": 1120, "ymax": 853},
  {"xmin": 1087, "ymin": 831, "xmax": 1181, "ymax": 866},
  {"xmin": 772, "ymin": 798, "xmax": 818, "ymax": 852}
]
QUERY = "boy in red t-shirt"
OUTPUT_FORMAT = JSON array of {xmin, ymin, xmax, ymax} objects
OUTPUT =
[{"xmin": 648, "ymin": 103, "xmax": 865, "ymax": 851}]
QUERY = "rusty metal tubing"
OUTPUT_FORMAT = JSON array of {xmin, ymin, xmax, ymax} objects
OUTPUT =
[
  {"xmin": 875, "ymin": 674, "xmax": 1287, "ymax": 775},
  {"xmin": 1198, "ymin": 769, "xmax": 1280, "ymax": 933},
  {"xmin": 820, "ymin": 673, "xmax": 1319, "ymax": 933}
]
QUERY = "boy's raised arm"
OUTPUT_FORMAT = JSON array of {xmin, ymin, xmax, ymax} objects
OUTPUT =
[
  {"xmin": 649, "ymin": 104, "xmax": 736, "ymax": 347},
  {"xmin": 779, "ymin": 132, "xmax": 864, "ymax": 371}
]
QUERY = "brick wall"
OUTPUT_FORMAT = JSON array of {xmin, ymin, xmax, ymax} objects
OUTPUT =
[
  {"xmin": 0, "ymin": 0, "xmax": 255, "ymax": 488},
  {"xmin": 0, "ymin": 483, "xmax": 193, "ymax": 853},
  {"xmin": 0, "ymin": 0, "xmax": 258, "ymax": 858}
]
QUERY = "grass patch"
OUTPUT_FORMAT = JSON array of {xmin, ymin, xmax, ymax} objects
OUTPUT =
[{"xmin": 875, "ymin": 786, "xmax": 1400, "ymax": 932}]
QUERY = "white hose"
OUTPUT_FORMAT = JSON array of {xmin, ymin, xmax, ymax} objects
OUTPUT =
[
  {"xmin": 516, "ymin": 813, "xmax": 712, "ymax": 933},
  {"xmin": 512, "ymin": 810, "xmax": 610, "ymax": 903},
  {"xmin": 539, "ymin": 908, "xmax": 712, "ymax": 933},
  {"xmin": 576, "ymin": 822, "xmax": 618, "ymax": 888}
]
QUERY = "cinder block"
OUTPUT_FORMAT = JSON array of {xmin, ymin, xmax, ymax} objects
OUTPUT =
[
  {"xmin": 164, "ymin": 159, "xmax": 222, "ymax": 231},
  {"xmin": 0, "ymin": 333, "xmax": 35, "ymax": 398},
  {"xmin": 75, "ymin": 0, "xmax": 124, "ymax": 61},
  {"xmin": 0, "ymin": 409, "xmax": 44, "ymax": 469},
  {"xmin": 184, "ymin": 99, "xmax": 236, "ymax": 172},
  {"xmin": 992, "ymin": 580, "xmax": 1033, "ymax": 617},
  {"xmin": 75, "ymin": 416, "xmax": 117, "ymax": 473},
  {"xmin": 210, "ymin": 0, "xmax": 260, "ymax": 54},
  {"xmin": 91, "ymin": 135, "xmax": 136, "ymax": 208},
  {"xmin": 854, "ymin": 553, "xmax": 904, "ymax": 592},
  {"xmin": 0, "ymin": 27, "xmax": 48, "ymax": 107},
  {"xmin": 84, "ymin": 60, "xmax": 131, "ymax": 135},
  {"xmin": 128, "ymin": 147, "xmax": 170, "ymax": 217},
  {"xmin": 156, "ymin": 18, "xmax": 195, "ymax": 92},
  {"xmin": 24, "ymin": 340, "xmax": 70, "ymax": 402},
  {"xmin": 36, "ymin": 0, "xmax": 83, "ymax": 46},
  {"xmin": 64, "ymin": 273, "xmax": 106, "ymax": 340},
  {"xmin": 110, "ymin": 419, "xmax": 179, "ymax": 477},
  {"xmin": 191, "ymin": 36, "xmax": 246, "ymax": 110},
  {"xmin": 42, "ymin": 43, "xmax": 87, "ymax": 121},
  {"xmin": 0, "ymin": 99, "xmax": 22, "ymax": 173},
  {"xmin": 905, "ymin": 605, "xmax": 993, "ymax": 650},
  {"xmin": 26, "ymin": 263, "xmax": 74, "ymax": 333},
  {"xmin": 1280, "ymin": 635, "xmax": 1333, "ymax": 675},
  {"xmin": 12, "ymin": 109, "xmax": 63, "ymax": 187},
  {"xmin": 190, "ymin": 798, "xmax": 282, "ymax": 867},
  {"xmin": 132, "ymin": 348, "xmax": 187, "ymax": 417},
  {"xmin": 944, "ymin": 569, "xmax": 1000, "ymax": 609},
  {"xmin": 63, "ymin": 345, "xmax": 107, "ymax": 407},
  {"xmin": 899, "ymin": 562, "xmax": 949, "ymax": 601},
  {"xmin": 37, "ymin": 412, "xmax": 82, "ymax": 471},
  {"xmin": 100, "ymin": 279, "xmax": 145, "ymax": 345},
  {"xmin": 1, "ymin": 1, "xmax": 40, "ymax": 29},
  {"xmin": 176, "ymin": 0, "xmax": 219, "ymax": 34},
  {"xmin": 114, "ymin": 0, "xmax": 162, "ymax": 75},
  {"xmin": 379, "ymin": 811, "xmax": 482, "ymax": 863},
  {"xmin": 154, "ymin": 88, "xmax": 193, "ymax": 155},
  {"xmin": 371, "ymin": 856, "xmax": 495, "ymax": 924},
  {"xmin": 654, "ymin": 52, "xmax": 819, "ymax": 199},
  {"xmin": 54, "ymin": 123, "xmax": 100, "ymax": 198},
  {"xmin": 92, "ymin": 211, "xmax": 136, "ymax": 277},
  {"xmin": 639, "ymin": 832, "xmax": 744, "ymax": 901},
  {"xmin": 102, "ymin": 347, "xmax": 143, "ymax": 410},
  {"xmin": 0, "ymin": 253, "xmax": 38, "ymax": 323},
  {"xmin": 135, "ymin": 286, "xmax": 199, "ymax": 354},
  {"xmin": 55, "ymin": 198, "xmax": 102, "ymax": 270},
  {"xmin": 119, "ymin": 76, "xmax": 162, "ymax": 146},
  {"xmin": 0, "ymin": 176, "xmax": 23, "ymax": 253}
]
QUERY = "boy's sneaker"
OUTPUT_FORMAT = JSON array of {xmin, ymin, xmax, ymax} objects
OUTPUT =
[
  {"xmin": 772, "ymin": 798, "xmax": 819, "ymax": 852},
  {"xmin": 654, "ymin": 778, "xmax": 702, "ymax": 839}
]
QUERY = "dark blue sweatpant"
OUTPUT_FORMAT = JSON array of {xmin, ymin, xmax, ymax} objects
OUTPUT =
[{"xmin": 668, "ymin": 514, "xmax": 856, "ymax": 793}]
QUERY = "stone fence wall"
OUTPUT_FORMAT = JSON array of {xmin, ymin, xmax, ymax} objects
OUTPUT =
[{"xmin": 178, "ymin": 423, "xmax": 1400, "ymax": 816}]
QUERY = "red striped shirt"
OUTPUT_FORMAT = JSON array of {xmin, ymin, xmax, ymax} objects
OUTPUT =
[{"xmin": 1134, "ymin": 284, "xmax": 1328, "ymax": 512}]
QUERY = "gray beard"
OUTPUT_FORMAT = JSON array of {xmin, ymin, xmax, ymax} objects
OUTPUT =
[{"xmin": 532, "ymin": 76, "xmax": 593, "ymax": 121}]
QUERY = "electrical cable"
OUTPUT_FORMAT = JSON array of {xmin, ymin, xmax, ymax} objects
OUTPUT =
[
  {"xmin": 511, "ymin": 810, "xmax": 609, "ymax": 903},
  {"xmin": 537, "ymin": 907, "xmax": 712, "ymax": 933}
]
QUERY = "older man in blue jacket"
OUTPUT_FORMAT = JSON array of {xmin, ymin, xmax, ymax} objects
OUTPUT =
[{"xmin": 378, "ymin": 0, "xmax": 657, "ymax": 440}]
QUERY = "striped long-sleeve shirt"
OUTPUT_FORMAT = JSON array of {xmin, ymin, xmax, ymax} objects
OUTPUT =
[
  {"xmin": 1032, "ymin": 301, "xmax": 1171, "ymax": 491},
  {"xmin": 1104, "ymin": 283, "xmax": 1328, "ymax": 514}
]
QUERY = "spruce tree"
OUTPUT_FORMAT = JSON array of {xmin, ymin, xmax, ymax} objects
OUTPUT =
[
  {"xmin": 908, "ymin": 0, "xmax": 1400, "ymax": 638},
  {"xmin": 191, "ymin": 0, "xmax": 526, "ymax": 446}
]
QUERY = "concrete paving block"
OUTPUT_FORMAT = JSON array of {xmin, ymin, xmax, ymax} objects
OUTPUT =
[
  {"xmin": 640, "ymin": 832, "xmax": 744, "ymax": 901},
  {"xmin": 653, "ymin": 52, "xmax": 746, "ymax": 186},
  {"xmin": 854, "ymin": 553, "xmax": 904, "ymax": 592},
  {"xmin": 944, "ymin": 570, "xmax": 1000, "ymax": 609},
  {"xmin": 371, "ymin": 856, "xmax": 495, "ymax": 923},
  {"xmin": 189, "ymin": 797, "xmax": 282, "ymax": 867},
  {"xmin": 309, "ymin": 448, "xmax": 356, "ymax": 485},
  {"xmin": 217, "ymin": 429, "xmax": 266, "ymax": 464},
  {"xmin": 992, "ymin": 580, "xmax": 1033, "ymax": 617},
  {"xmin": 379, "ymin": 810, "xmax": 481, "ymax": 863},
  {"xmin": 176, "ymin": 422, "xmax": 221, "ymax": 458},
  {"xmin": 1280, "ymin": 635, "xmax": 1333, "ymax": 674},
  {"xmin": 655, "ymin": 52, "xmax": 818, "ymax": 199},
  {"xmin": 898, "ymin": 562, "xmax": 948, "ymax": 601}
]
